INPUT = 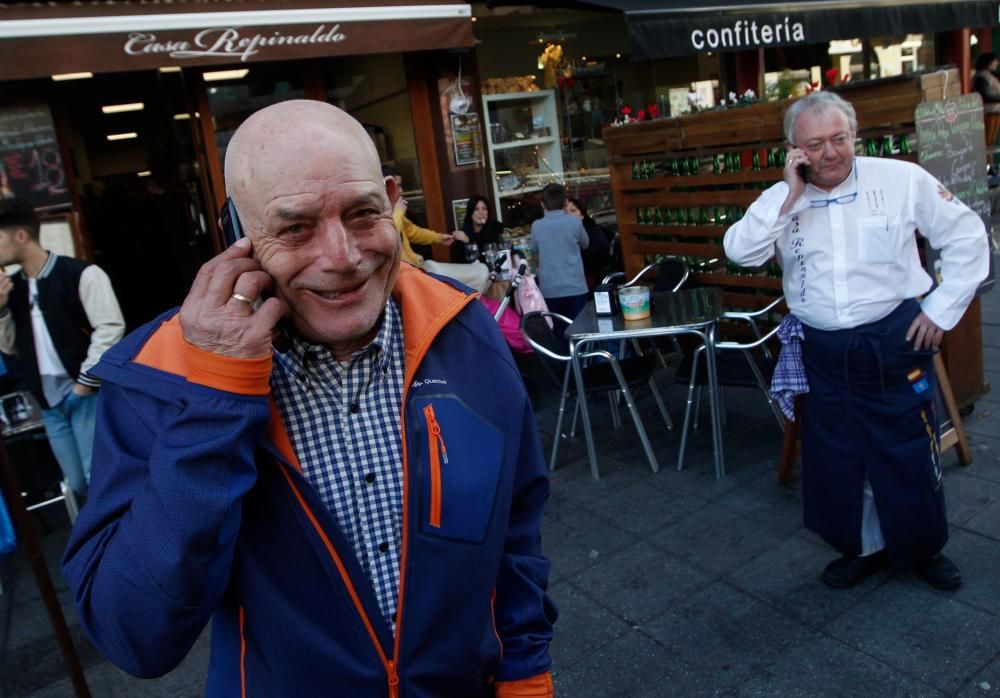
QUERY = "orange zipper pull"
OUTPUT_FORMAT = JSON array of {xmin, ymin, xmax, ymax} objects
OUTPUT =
[
  {"xmin": 423, "ymin": 406, "xmax": 448, "ymax": 463},
  {"xmin": 387, "ymin": 660, "xmax": 400, "ymax": 698}
]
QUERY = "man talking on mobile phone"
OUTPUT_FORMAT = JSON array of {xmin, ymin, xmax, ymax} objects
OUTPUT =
[
  {"xmin": 63, "ymin": 100, "xmax": 556, "ymax": 696},
  {"xmin": 725, "ymin": 91, "xmax": 988, "ymax": 591}
]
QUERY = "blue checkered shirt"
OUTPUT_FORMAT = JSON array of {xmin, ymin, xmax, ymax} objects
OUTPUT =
[
  {"xmin": 769, "ymin": 314, "xmax": 809, "ymax": 421},
  {"xmin": 271, "ymin": 299, "xmax": 405, "ymax": 633}
]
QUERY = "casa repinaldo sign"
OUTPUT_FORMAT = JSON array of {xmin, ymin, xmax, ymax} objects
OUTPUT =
[{"xmin": 124, "ymin": 24, "xmax": 347, "ymax": 62}]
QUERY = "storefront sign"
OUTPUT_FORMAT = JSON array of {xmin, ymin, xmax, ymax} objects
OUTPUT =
[
  {"xmin": 123, "ymin": 24, "xmax": 347, "ymax": 63},
  {"xmin": 0, "ymin": 9, "xmax": 473, "ymax": 80},
  {"xmin": 689, "ymin": 17, "xmax": 805, "ymax": 52},
  {"xmin": 624, "ymin": 0, "xmax": 997, "ymax": 59}
]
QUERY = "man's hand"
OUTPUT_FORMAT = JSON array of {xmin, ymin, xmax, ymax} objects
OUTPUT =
[
  {"xmin": 906, "ymin": 312, "xmax": 944, "ymax": 351},
  {"xmin": 780, "ymin": 146, "xmax": 809, "ymax": 216},
  {"xmin": 439, "ymin": 234, "xmax": 455, "ymax": 247},
  {"xmin": 179, "ymin": 238, "xmax": 288, "ymax": 358},
  {"xmin": 71, "ymin": 384, "xmax": 96, "ymax": 397},
  {"xmin": 394, "ymin": 198, "xmax": 408, "ymax": 214},
  {"xmin": 0, "ymin": 275, "xmax": 12, "ymax": 310},
  {"xmin": 452, "ymin": 230, "xmax": 469, "ymax": 243}
]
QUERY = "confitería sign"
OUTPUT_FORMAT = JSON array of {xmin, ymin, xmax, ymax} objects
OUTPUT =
[
  {"xmin": 124, "ymin": 25, "xmax": 347, "ymax": 63},
  {"xmin": 688, "ymin": 17, "xmax": 805, "ymax": 52},
  {"xmin": 626, "ymin": 0, "xmax": 996, "ymax": 59}
]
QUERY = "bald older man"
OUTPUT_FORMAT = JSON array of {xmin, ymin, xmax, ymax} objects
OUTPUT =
[{"xmin": 63, "ymin": 100, "xmax": 556, "ymax": 697}]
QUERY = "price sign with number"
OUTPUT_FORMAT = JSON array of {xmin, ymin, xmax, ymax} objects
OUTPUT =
[{"xmin": 0, "ymin": 105, "xmax": 71, "ymax": 210}]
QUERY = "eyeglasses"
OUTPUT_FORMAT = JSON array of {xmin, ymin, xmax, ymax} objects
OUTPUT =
[{"xmin": 808, "ymin": 167, "xmax": 858, "ymax": 208}]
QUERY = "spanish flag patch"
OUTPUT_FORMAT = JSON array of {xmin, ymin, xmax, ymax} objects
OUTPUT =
[{"xmin": 908, "ymin": 367, "xmax": 929, "ymax": 394}]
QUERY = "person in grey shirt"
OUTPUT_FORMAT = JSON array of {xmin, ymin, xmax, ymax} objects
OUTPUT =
[{"xmin": 530, "ymin": 184, "xmax": 589, "ymax": 343}]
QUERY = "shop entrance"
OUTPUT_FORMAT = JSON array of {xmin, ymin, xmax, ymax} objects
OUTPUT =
[{"xmin": 57, "ymin": 69, "xmax": 214, "ymax": 330}]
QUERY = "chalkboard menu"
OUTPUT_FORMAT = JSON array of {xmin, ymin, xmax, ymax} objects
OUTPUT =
[
  {"xmin": 915, "ymin": 93, "xmax": 994, "ymax": 294},
  {"xmin": 0, "ymin": 104, "xmax": 71, "ymax": 210}
]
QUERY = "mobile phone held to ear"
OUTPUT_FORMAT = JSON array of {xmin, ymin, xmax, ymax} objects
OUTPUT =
[
  {"xmin": 797, "ymin": 163, "xmax": 811, "ymax": 184},
  {"xmin": 220, "ymin": 198, "xmax": 244, "ymax": 247}
]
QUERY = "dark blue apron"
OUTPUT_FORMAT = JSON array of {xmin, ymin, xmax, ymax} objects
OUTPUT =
[{"xmin": 800, "ymin": 299, "xmax": 948, "ymax": 563}]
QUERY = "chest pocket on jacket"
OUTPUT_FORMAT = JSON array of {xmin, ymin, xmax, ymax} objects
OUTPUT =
[
  {"xmin": 414, "ymin": 395, "xmax": 505, "ymax": 544},
  {"xmin": 858, "ymin": 215, "xmax": 898, "ymax": 264}
]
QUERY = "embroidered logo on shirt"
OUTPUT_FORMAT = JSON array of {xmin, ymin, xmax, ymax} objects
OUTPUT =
[{"xmin": 937, "ymin": 184, "xmax": 954, "ymax": 202}]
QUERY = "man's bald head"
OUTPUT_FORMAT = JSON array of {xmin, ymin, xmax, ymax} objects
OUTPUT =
[{"xmin": 224, "ymin": 100, "xmax": 383, "ymax": 229}]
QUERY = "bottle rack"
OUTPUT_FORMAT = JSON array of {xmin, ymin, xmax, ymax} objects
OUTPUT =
[{"xmin": 604, "ymin": 71, "xmax": 952, "ymax": 315}]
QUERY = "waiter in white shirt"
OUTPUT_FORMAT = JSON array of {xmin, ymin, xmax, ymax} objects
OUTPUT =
[{"xmin": 725, "ymin": 91, "xmax": 989, "ymax": 591}]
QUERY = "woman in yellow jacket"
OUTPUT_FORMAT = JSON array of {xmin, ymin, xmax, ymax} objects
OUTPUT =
[{"xmin": 383, "ymin": 165, "xmax": 468, "ymax": 266}]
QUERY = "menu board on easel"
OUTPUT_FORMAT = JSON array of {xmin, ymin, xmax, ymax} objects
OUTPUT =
[
  {"xmin": 915, "ymin": 93, "xmax": 995, "ymax": 294},
  {"xmin": 0, "ymin": 104, "xmax": 71, "ymax": 211}
]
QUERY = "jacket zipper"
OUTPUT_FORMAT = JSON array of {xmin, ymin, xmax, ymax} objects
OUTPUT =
[
  {"xmin": 422, "ymin": 404, "xmax": 447, "ymax": 528},
  {"xmin": 277, "ymin": 285, "xmax": 480, "ymax": 698},
  {"xmin": 239, "ymin": 605, "xmax": 247, "ymax": 698},
  {"xmin": 490, "ymin": 588, "xmax": 503, "ymax": 666}
]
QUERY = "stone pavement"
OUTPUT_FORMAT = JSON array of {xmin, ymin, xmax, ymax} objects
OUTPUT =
[{"xmin": 2, "ymin": 258, "xmax": 998, "ymax": 697}]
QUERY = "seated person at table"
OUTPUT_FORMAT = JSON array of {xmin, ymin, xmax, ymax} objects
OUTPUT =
[
  {"xmin": 530, "ymin": 184, "xmax": 589, "ymax": 341},
  {"xmin": 381, "ymin": 165, "xmax": 467, "ymax": 267},
  {"xmin": 454, "ymin": 195, "xmax": 503, "ymax": 263}
]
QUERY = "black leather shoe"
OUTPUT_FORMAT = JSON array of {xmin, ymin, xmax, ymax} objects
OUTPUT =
[
  {"xmin": 914, "ymin": 554, "xmax": 963, "ymax": 591},
  {"xmin": 821, "ymin": 551, "xmax": 887, "ymax": 588}
]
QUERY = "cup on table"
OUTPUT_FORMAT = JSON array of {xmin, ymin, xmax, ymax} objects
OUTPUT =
[{"xmin": 618, "ymin": 285, "xmax": 651, "ymax": 321}]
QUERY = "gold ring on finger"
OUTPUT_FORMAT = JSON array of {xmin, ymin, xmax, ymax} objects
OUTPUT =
[{"xmin": 231, "ymin": 292, "xmax": 255, "ymax": 305}]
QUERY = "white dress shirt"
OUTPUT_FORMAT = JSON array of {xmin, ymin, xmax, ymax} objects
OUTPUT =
[{"xmin": 724, "ymin": 157, "xmax": 989, "ymax": 331}]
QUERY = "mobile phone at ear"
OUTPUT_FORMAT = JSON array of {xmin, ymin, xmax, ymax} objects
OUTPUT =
[
  {"xmin": 220, "ymin": 198, "xmax": 244, "ymax": 247},
  {"xmin": 797, "ymin": 163, "xmax": 811, "ymax": 183}
]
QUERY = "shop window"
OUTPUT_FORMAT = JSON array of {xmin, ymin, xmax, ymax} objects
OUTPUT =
[
  {"xmin": 320, "ymin": 54, "xmax": 427, "ymax": 224},
  {"xmin": 205, "ymin": 62, "xmax": 307, "ymax": 175}
]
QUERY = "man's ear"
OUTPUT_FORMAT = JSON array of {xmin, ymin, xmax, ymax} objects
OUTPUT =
[{"xmin": 383, "ymin": 176, "xmax": 399, "ymax": 206}]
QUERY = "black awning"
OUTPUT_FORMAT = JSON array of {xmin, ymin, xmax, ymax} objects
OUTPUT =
[{"xmin": 567, "ymin": 0, "xmax": 998, "ymax": 58}]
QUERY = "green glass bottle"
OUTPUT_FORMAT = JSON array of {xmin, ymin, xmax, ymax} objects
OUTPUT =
[
  {"xmin": 670, "ymin": 158, "xmax": 680, "ymax": 176},
  {"xmin": 767, "ymin": 149, "xmax": 776, "ymax": 168},
  {"xmin": 688, "ymin": 156, "xmax": 699, "ymax": 175},
  {"xmin": 678, "ymin": 208, "xmax": 689, "ymax": 226},
  {"xmin": 713, "ymin": 154, "xmax": 722, "ymax": 174},
  {"xmin": 899, "ymin": 134, "xmax": 911, "ymax": 154},
  {"xmin": 699, "ymin": 208, "xmax": 710, "ymax": 225},
  {"xmin": 654, "ymin": 207, "xmax": 664, "ymax": 225},
  {"xmin": 632, "ymin": 161, "xmax": 639, "ymax": 179},
  {"xmin": 752, "ymin": 150, "xmax": 761, "ymax": 170}
]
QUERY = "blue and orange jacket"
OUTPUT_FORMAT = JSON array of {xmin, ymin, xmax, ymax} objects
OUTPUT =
[{"xmin": 62, "ymin": 265, "xmax": 556, "ymax": 697}]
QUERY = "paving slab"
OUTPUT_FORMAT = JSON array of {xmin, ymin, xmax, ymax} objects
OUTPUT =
[
  {"xmin": 551, "ymin": 627, "xmax": 670, "ymax": 697},
  {"xmin": 731, "ymin": 630, "xmax": 946, "ymax": 698},
  {"xmin": 640, "ymin": 581, "xmax": 816, "ymax": 696},
  {"xmin": 725, "ymin": 534, "xmax": 891, "ymax": 629},
  {"xmin": 823, "ymin": 581, "xmax": 1000, "ymax": 693},
  {"xmin": 540, "ymin": 506, "xmax": 638, "ymax": 580},
  {"xmin": 648, "ymin": 501, "xmax": 791, "ymax": 577},
  {"xmin": 569, "ymin": 541, "xmax": 712, "ymax": 625},
  {"xmin": 546, "ymin": 579, "xmax": 632, "ymax": 671}
]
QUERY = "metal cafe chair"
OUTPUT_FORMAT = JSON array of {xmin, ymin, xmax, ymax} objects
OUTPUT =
[
  {"xmin": 0, "ymin": 391, "xmax": 80, "ymax": 524},
  {"xmin": 603, "ymin": 256, "xmax": 690, "ymax": 366},
  {"xmin": 675, "ymin": 296, "xmax": 787, "ymax": 471},
  {"xmin": 520, "ymin": 311, "xmax": 672, "ymax": 476}
]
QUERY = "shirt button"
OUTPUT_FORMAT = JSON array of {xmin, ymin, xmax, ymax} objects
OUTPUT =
[
  {"xmin": 364, "ymin": 473, "xmax": 375, "ymax": 484},
  {"xmin": 350, "ymin": 403, "xmax": 360, "ymax": 414},
  {"xmin": 378, "ymin": 542, "xmax": 389, "ymax": 553}
]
